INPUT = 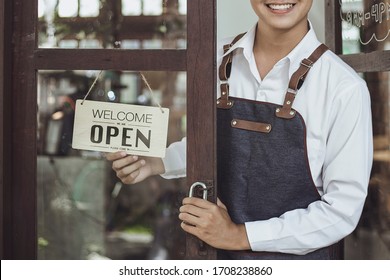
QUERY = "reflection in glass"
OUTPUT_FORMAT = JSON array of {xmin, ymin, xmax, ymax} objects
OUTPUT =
[
  {"xmin": 37, "ymin": 70, "xmax": 187, "ymax": 259},
  {"xmin": 340, "ymin": 0, "xmax": 390, "ymax": 54},
  {"xmin": 38, "ymin": 0, "xmax": 187, "ymax": 49}
]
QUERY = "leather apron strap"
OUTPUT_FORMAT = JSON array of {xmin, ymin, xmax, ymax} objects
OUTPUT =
[
  {"xmin": 217, "ymin": 35, "xmax": 329, "ymax": 116},
  {"xmin": 276, "ymin": 44, "xmax": 329, "ymax": 119},
  {"xmin": 217, "ymin": 33, "xmax": 246, "ymax": 109}
]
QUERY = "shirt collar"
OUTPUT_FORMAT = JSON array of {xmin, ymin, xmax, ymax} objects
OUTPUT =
[
  {"xmin": 285, "ymin": 21, "xmax": 322, "ymax": 78},
  {"xmin": 222, "ymin": 20, "xmax": 322, "ymax": 79}
]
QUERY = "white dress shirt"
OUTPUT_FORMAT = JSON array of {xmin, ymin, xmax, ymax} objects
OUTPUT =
[{"xmin": 162, "ymin": 23, "xmax": 373, "ymax": 255}]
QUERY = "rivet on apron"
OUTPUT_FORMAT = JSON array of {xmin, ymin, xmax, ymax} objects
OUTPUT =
[
  {"xmin": 290, "ymin": 111, "xmax": 295, "ymax": 116},
  {"xmin": 286, "ymin": 101, "xmax": 291, "ymax": 105},
  {"xmin": 266, "ymin": 125, "xmax": 271, "ymax": 131},
  {"xmin": 276, "ymin": 108, "xmax": 281, "ymax": 113},
  {"xmin": 222, "ymin": 91, "xmax": 226, "ymax": 95},
  {"xmin": 232, "ymin": 120, "xmax": 237, "ymax": 126},
  {"xmin": 217, "ymin": 100, "xmax": 220, "ymax": 105},
  {"xmin": 227, "ymin": 101, "xmax": 232, "ymax": 106}
]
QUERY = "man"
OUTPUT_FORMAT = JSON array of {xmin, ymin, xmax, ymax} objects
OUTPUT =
[{"xmin": 107, "ymin": 0, "xmax": 373, "ymax": 259}]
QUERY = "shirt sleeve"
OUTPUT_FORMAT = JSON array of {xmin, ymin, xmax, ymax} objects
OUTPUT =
[
  {"xmin": 160, "ymin": 137, "xmax": 187, "ymax": 179},
  {"xmin": 245, "ymin": 82, "xmax": 373, "ymax": 255}
]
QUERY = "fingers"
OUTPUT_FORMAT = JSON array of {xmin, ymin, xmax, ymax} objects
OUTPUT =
[
  {"xmin": 115, "ymin": 159, "xmax": 146, "ymax": 184},
  {"xmin": 178, "ymin": 203, "xmax": 207, "ymax": 227},
  {"xmin": 105, "ymin": 151, "xmax": 127, "ymax": 161},
  {"xmin": 180, "ymin": 221, "xmax": 199, "ymax": 237},
  {"xmin": 115, "ymin": 158, "xmax": 145, "ymax": 177},
  {"xmin": 105, "ymin": 152, "xmax": 146, "ymax": 184},
  {"xmin": 179, "ymin": 197, "xmax": 219, "ymax": 227},
  {"xmin": 111, "ymin": 155, "xmax": 140, "ymax": 172},
  {"xmin": 182, "ymin": 197, "xmax": 214, "ymax": 209}
]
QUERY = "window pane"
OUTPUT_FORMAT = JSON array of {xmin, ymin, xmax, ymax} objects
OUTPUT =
[
  {"xmin": 80, "ymin": 0, "xmax": 100, "ymax": 17},
  {"xmin": 38, "ymin": 0, "xmax": 45, "ymax": 18},
  {"xmin": 38, "ymin": 0, "xmax": 187, "ymax": 49},
  {"xmin": 58, "ymin": 0, "xmax": 78, "ymax": 18},
  {"xmin": 340, "ymin": 0, "xmax": 390, "ymax": 54},
  {"xmin": 37, "ymin": 70, "xmax": 187, "ymax": 259},
  {"xmin": 122, "ymin": 0, "xmax": 142, "ymax": 16},
  {"xmin": 143, "ymin": 0, "xmax": 163, "ymax": 15},
  {"xmin": 178, "ymin": 0, "xmax": 187, "ymax": 15}
]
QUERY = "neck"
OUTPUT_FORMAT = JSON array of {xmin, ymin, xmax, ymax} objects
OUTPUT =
[
  {"xmin": 253, "ymin": 20, "xmax": 309, "ymax": 60},
  {"xmin": 252, "ymin": 19, "xmax": 309, "ymax": 79}
]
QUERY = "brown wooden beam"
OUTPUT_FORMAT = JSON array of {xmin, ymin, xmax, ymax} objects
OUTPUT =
[
  {"xmin": 186, "ymin": 0, "xmax": 217, "ymax": 260},
  {"xmin": 10, "ymin": 0, "xmax": 37, "ymax": 259},
  {"xmin": 38, "ymin": 15, "xmax": 187, "ymax": 41},
  {"xmin": 1, "ymin": 0, "xmax": 13, "ymax": 260},
  {"xmin": 34, "ymin": 49, "xmax": 187, "ymax": 71},
  {"xmin": 0, "ymin": 0, "xmax": 5, "ymax": 260},
  {"xmin": 325, "ymin": 0, "xmax": 342, "ymax": 54},
  {"xmin": 340, "ymin": 51, "xmax": 390, "ymax": 73}
]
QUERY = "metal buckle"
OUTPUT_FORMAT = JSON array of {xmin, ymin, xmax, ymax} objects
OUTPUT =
[
  {"xmin": 287, "ymin": 88, "xmax": 297, "ymax": 94},
  {"xmin": 300, "ymin": 58, "xmax": 313, "ymax": 68}
]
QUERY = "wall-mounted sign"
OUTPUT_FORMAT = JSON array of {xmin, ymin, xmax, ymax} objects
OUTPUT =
[{"xmin": 72, "ymin": 100, "xmax": 169, "ymax": 157}]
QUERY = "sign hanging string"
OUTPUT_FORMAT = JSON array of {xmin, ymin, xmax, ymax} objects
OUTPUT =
[
  {"xmin": 81, "ymin": 70, "xmax": 103, "ymax": 105},
  {"xmin": 140, "ymin": 72, "xmax": 164, "ymax": 113},
  {"xmin": 80, "ymin": 70, "xmax": 164, "ymax": 113}
]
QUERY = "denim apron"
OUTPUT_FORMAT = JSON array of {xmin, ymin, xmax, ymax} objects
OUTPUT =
[{"xmin": 216, "ymin": 34, "xmax": 340, "ymax": 260}]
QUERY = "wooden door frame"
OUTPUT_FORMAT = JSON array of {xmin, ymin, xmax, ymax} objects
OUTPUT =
[
  {"xmin": 2, "ymin": 0, "xmax": 217, "ymax": 259},
  {"xmin": 0, "ymin": 0, "xmax": 5, "ymax": 260},
  {"xmin": 0, "ymin": 0, "xmax": 13, "ymax": 260}
]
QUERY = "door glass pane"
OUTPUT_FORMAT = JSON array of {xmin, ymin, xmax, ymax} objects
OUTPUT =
[
  {"xmin": 37, "ymin": 70, "xmax": 187, "ymax": 259},
  {"xmin": 340, "ymin": 0, "xmax": 390, "ymax": 54},
  {"xmin": 38, "ymin": 0, "xmax": 187, "ymax": 49},
  {"xmin": 345, "ymin": 71, "xmax": 390, "ymax": 259}
]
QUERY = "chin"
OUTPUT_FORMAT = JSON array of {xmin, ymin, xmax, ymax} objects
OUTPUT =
[{"xmin": 261, "ymin": 16, "xmax": 307, "ymax": 32}]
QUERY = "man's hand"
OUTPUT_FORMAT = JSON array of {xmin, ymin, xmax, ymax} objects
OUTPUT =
[
  {"xmin": 179, "ymin": 197, "xmax": 251, "ymax": 250},
  {"xmin": 106, "ymin": 151, "xmax": 165, "ymax": 184}
]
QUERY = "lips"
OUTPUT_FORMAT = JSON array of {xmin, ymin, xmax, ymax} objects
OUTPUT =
[{"xmin": 266, "ymin": 3, "xmax": 295, "ymax": 11}]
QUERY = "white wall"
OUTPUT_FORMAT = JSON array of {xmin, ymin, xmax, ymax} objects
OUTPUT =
[{"xmin": 217, "ymin": 0, "xmax": 325, "ymax": 43}]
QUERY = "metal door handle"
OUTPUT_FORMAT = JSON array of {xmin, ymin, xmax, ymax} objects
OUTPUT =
[{"xmin": 189, "ymin": 182, "xmax": 208, "ymax": 200}]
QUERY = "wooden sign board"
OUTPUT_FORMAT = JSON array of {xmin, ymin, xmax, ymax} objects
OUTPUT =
[{"xmin": 72, "ymin": 100, "xmax": 169, "ymax": 157}]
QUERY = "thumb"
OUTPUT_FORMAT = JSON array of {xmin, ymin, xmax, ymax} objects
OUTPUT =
[{"xmin": 217, "ymin": 198, "xmax": 227, "ymax": 210}]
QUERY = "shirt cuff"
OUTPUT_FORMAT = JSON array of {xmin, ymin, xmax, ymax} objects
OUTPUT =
[
  {"xmin": 245, "ymin": 220, "xmax": 277, "ymax": 252},
  {"xmin": 160, "ymin": 138, "xmax": 187, "ymax": 179}
]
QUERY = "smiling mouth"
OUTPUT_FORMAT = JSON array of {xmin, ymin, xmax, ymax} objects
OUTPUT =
[{"xmin": 266, "ymin": 3, "xmax": 296, "ymax": 11}]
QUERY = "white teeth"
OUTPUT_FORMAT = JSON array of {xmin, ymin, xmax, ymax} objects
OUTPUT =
[{"xmin": 268, "ymin": 4, "xmax": 294, "ymax": 10}]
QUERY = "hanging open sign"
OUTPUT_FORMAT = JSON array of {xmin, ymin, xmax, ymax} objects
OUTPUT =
[{"xmin": 72, "ymin": 100, "xmax": 169, "ymax": 157}]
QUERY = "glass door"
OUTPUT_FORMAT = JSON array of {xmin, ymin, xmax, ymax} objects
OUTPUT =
[{"xmin": 4, "ymin": 0, "xmax": 217, "ymax": 260}]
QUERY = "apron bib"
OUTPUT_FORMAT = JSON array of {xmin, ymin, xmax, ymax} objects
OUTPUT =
[{"xmin": 216, "ymin": 34, "xmax": 340, "ymax": 260}]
